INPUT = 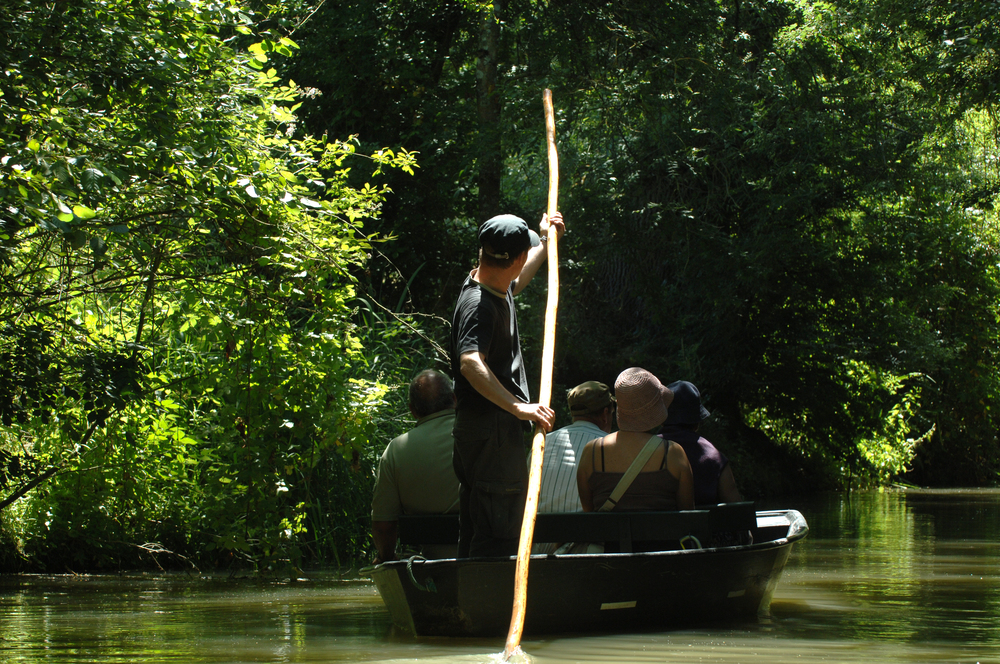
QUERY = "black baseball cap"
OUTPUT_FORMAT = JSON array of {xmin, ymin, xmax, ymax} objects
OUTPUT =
[{"xmin": 479, "ymin": 214, "xmax": 540, "ymax": 260}]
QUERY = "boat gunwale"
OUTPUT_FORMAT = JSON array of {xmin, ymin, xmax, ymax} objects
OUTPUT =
[{"xmin": 371, "ymin": 508, "xmax": 808, "ymax": 571}]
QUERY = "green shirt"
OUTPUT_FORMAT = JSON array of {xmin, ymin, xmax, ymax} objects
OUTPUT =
[{"xmin": 371, "ymin": 410, "xmax": 460, "ymax": 521}]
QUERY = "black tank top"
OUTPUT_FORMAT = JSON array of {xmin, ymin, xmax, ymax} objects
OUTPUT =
[{"xmin": 587, "ymin": 437, "xmax": 681, "ymax": 511}]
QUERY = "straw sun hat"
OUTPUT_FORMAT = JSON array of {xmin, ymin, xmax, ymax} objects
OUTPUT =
[{"xmin": 614, "ymin": 368, "xmax": 674, "ymax": 432}]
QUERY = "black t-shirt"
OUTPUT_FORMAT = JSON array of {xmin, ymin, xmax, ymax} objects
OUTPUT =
[{"xmin": 451, "ymin": 275, "xmax": 530, "ymax": 412}]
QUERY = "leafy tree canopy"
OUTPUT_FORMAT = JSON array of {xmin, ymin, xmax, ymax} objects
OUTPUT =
[
  {"xmin": 0, "ymin": 0, "xmax": 420, "ymax": 571},
  {"xmin": 285, "ymin": 0, "xmax": 1000, "ymax": 489}
]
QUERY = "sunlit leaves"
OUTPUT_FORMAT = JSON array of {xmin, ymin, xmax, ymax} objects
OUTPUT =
[{"xmin": 0, "ymin": 0, "xmax": 418, "ymax": 571}]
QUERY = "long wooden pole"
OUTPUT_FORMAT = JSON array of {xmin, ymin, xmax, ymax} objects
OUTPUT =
[{"xmin": 503, "ymin": 88, "xmax": 560, "ymax": 660}]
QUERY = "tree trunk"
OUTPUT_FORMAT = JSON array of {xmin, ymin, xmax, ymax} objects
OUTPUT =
[{"xmin": 476, "ymin": 1, "xmax": 502, "ymax": 222}]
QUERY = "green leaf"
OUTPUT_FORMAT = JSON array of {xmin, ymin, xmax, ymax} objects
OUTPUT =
[
  {"xmin": 38, "ymin": 218, "xmax": 69, "ymax": 232},
  {"xmin": 66, "ymin": 230, "xmax": 87, "ymax": 250},
  {"xmin": 72, "ymin": 205, "xmax": 97, "ymax": 219},
  {"xmin": 81, "ymin": 168, "xmax": 104, "ymax": 192}
]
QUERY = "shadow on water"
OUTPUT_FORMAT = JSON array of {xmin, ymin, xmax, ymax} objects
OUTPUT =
[{"xmin": 3, "ymin": 490, "xmax": 1000, "ymax": 663}]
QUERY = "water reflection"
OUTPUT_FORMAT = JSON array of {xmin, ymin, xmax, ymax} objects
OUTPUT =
[
  {"xmin": 2, "ymin": 490, "xmax": 999, "ymax": 663},
  {"xmin": 766, "ymin": 489, "xmax": 1000, "ymax": 660}
]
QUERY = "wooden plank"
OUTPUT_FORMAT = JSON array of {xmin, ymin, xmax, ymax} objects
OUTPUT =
[
  {"xmin": 397, "ymin": 514, "xmax": 460, "ymax": 546},
  {"xmin": 397, "ymin": 503, "xmax": 757, "ymax": 551}
]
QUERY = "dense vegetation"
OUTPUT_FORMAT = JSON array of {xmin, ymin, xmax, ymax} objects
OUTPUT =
[{"xmin": 1, "ymin": 0, "xmax": 998, "ymax": 573}]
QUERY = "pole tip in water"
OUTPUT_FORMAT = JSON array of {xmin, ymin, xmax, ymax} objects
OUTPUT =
[{"xmin": 494, "ymin": 645, "xmax": 532, "ymax": 664}]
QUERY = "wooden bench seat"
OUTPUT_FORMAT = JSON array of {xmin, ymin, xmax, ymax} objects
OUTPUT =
[{"xmin": 397, "ymin": 501, "xmax": 757, "ymax": 553}]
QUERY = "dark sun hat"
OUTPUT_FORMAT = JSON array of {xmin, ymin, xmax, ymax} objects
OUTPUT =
[
  {"xmin": 479, "ymin": 214, "xmax": 540, "ymax": 260},
  {"xmin": 663, "ymin": 380, "xmax": 711, "ymax": 426},
  {"xmin": 614, "ymin": 368, "xmax": 674, "ymax": 432}
]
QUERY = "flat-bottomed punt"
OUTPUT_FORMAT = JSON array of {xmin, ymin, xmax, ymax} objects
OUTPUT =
[{"xmin": 370, "ymin": 503, "xmax": 808, "ymax": 637}]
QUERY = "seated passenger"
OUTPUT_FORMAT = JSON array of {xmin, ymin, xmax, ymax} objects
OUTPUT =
[
  {"xmin": 531, "ymin": 380, "xmax": 616, "ymax": 554},
  {"xmin": 536, "ymin": 380, "xmax": 616, "ymax": 514},
  {"xmin": 577, "ymin": 367, "xmax": 695, "ymax": 515},
  {"xmin": 371, "ymin": 369, "xmax": 460, "ymax": 564},
  {"xmin": 659, "ymin": 380, "xmax": 742, "ymax": 506}
]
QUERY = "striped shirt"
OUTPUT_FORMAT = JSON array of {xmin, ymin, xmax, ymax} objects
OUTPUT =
[{"xmin": 534, "ymin": 420, "xmax": 607, "ymax": 513}]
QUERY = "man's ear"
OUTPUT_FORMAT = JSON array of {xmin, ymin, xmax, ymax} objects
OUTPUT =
[
  {"xmin": 603, "ymin": 405, "xmax": 616, "ymax": 432},
  {"xmin": 516, "ymin": 250, "xmax": 529, "ymax": 269}
]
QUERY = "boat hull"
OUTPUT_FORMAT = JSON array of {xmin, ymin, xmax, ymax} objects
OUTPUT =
[{"xmin": 371, "ymin": 509, "xmax": 807, "ymax": 637}]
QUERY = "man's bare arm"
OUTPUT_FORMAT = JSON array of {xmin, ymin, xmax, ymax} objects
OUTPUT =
[
  {"xmin": 512, "ymin": 212, "xmax": 565, "ymax": 296},
  {"xmin": 460, "ymin": 351, "xmax": 555, "ymax": 431},
  {"xmin": 372, "ymin": 520, "xmax": 398, "ymax": 564}
]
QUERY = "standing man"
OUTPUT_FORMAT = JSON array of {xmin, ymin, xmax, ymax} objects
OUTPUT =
[
  {"xmin": 536, "ymin": 381, "xmax": 616, "ymax": 514},
  {"xmin": 371, "ymin": 369, "xmax": 460, "ymax": 564},
  {"xmin": 451, "ymin": 211, "xmax": 565, "ymax": 557}
]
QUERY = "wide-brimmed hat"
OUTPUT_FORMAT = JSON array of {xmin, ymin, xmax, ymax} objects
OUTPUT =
[
  {"xmin": 614, "ymin": 368, "xmax": 674, "ymax": 432},
  {"xmin": 663, "ymin": 380, "xmax": 710, "ymax": 426},
  {"xmin": 567, "ymin": 380, "xmax": 615, "ymax": 415},
  {"xmin": 479, "ymin": 214, "xmax": 540, "ymax": 260}
]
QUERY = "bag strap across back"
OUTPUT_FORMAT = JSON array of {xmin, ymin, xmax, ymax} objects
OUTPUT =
[{"xmin": 598, "ymin": 435, "xmax": 664, "ymax": 512}]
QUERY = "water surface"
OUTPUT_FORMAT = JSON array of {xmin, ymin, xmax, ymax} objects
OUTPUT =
[{"xmin": 2, "ymin": 489, "xmax": 998, "ymax": 663}]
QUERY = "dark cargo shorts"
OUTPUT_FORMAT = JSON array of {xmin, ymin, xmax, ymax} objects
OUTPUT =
[{"xmin": 452, "ymin": 407, "xmax": 529, "ymax": 557}]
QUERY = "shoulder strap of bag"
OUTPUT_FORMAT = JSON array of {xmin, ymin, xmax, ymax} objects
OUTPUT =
[{"xmin": 598, "ymin": 435, "xmax": 663, "ymax": 512}]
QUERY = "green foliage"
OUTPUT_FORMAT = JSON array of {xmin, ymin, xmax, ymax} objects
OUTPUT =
[
  {"xmin": 284, "ymin": 0, "xmax": 1000, "ymax": 490},
  {"xmin": 3, "ymin": 0, "xmax": 1000, "ymax": 573},
  {"xmin": 0, "ymin": 0, "xmax": 424, "ymax": 572}
]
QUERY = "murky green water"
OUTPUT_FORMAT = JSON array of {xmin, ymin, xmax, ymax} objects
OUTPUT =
[{"xmin": 2, "ymin": 489, "xmax": 999, "ymax": 663}]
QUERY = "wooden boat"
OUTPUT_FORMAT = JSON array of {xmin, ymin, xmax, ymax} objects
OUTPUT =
[{"xmin": 369, "ymin": 503, "xmax": 808, "ymax": 637}]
